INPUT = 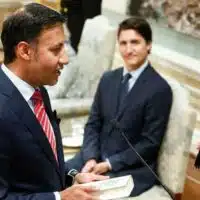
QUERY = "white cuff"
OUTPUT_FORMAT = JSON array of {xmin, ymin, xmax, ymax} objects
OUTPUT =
[
  {"xmin": 105, "ymin": 158, "xmax": 112, "ymax": 170},
  {"xmin": 54, "ymin": 191, "xmax": 61, "ymax": 200}
]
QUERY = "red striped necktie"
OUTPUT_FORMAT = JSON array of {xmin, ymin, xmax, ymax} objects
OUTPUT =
[{"xmin": 31, "ymin": 89, "xmax": 58, "ymax": 161}]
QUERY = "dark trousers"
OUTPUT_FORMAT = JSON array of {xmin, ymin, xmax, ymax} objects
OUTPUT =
[{"xmin": 65, "ymin": 152, "xmax": 84, "ymax": 172}]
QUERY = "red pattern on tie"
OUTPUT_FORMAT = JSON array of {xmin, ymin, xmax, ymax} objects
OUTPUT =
[{"xmin": 31, "ymin": 90, "xmax": 58, "ymax": 161}]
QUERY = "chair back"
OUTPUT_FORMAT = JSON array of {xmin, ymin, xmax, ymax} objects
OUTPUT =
[{"xmin": 157, "ymin": 75, "xmax": 197, "ymax": 194}]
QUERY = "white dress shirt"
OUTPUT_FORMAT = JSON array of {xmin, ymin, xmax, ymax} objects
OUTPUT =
[
  {"xmin": 1, "ymin": 64, "xmax": 35, "ymax": 110},
  {"xmin": 123, "ymin": 59, "xmax": 148, "ymax": 91},
  {"xmin": 1, "ymin": 64, "xmax": 60, "ymax": 200}
]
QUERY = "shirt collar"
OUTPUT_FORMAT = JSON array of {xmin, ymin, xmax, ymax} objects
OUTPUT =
[
  {"xmin": 123, "ymin": 59, "xmax": 148, "ymax": 80},
  {"xmin": 1, "ymin": 63, "xmax": 35, "ymax": 102}
]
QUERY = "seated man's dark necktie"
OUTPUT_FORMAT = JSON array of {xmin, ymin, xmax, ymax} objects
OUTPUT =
[{"xmin": 118, "ymin": 73, "xmax": 132, "ymax": 110}]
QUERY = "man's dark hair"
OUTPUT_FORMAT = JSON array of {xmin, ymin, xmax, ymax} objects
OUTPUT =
[
  {"xmin": 117, "ymin": 16, "xmax": 152, "ymax": 43},
  {"xmin": 1, "ymin": 3, "xmax": 66, "ymax": 64}
]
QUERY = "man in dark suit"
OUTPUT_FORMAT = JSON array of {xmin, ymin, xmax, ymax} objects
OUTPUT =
[
  {"xmin": 60, "ymin": 0, "xmax": 102, "ymax": 52},
  {"xmin": 0, "ymin": 3, "xmax": 108, "ymax": 200},
  {"xmin": 66, "ymin": 16, "xmax": 173, "ymax": 196}
]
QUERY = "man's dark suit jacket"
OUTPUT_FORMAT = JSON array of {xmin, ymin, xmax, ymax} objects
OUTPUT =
[
  {"xmin": 0, "ymin": 68, "xmax": 70, "ymax": 200},
  {"xmin": 67, "ymin": 64, "xmax": 172, "ymax": 196}
]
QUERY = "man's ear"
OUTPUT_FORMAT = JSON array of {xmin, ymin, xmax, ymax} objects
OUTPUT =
[
  {"xmin": 147, "ymin": 42, "xmax": 152, "ymax": 54},
  {"xmin": 15, "ymin": 41, "xmax": 32, "ymax": 61}
]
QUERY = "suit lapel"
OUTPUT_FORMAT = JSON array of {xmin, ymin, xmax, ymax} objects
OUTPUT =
[
  {"xmin": 0, "ymin": 68, "xmax": 63, "ymax": 186},
  {"xmin": 111, "ymin": 68, "xmax": 124, "ymax": 116},
  {"xmin": 116, "ymin": 64, "xmax": 152, "ymax": 120}
]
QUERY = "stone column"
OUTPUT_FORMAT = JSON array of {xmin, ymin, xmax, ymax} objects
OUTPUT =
[{"xmin": 102, "ymin": 0, "xmax": 130, "ymax": 15}]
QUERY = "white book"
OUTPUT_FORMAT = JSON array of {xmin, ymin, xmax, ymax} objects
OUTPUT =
[{"xmin": 80, "ymin": 175, "xmax": 134, "ymax": 200}]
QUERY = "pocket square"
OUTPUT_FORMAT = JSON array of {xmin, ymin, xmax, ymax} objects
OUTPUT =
[{"xmin": 53, "ymin": 110, "xmax": 61, "ymax": 125}]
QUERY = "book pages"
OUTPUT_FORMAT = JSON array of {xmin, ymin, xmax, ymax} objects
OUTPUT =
[{"xmin": 81, "ymin": 175, "xmax": 134, "ymax": 200}]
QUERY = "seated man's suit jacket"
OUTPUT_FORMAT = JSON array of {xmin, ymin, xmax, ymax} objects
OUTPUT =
[
  {"xmin": 67, "ymin": 64, "xmax": 172, "ymax": 196},
  {"xmin": 0, "ymin": 68, "xmax": 70, "ymax": 200}
]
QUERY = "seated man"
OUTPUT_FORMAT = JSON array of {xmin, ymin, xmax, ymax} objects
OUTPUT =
[{"xmin": 66, "ymin": 16, "xmax": 173, "ymax": 196}]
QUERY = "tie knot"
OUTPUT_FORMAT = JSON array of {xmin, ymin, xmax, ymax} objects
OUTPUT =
[
  {"xmin": 122, "ymin": 73, "xmax": 132, "ymax": 83},
  {"xmin": 31, "ymin": 89, "xmax": 42, "ymax": 103}
]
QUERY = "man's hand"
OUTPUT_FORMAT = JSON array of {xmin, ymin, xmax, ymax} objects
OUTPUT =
[
  {"xmin": 81, "ymin": 159, "xmax": 97, "ymax": 173},
  {"xmin": 92, "ymin": 161, "xmax": 110, "ymax": 175},
  {"xmin": 75, "ymin": 172, "xmax": 109, "ymax": 184},
  {"xmin": 60, "ymin": 185, "xmax": 98, "ymax": 200}
]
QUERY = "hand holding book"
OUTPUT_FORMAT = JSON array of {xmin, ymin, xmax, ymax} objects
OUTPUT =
[{"xmin": 80, "ymin": 175, "xmax": 134, "ymax": 200}]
